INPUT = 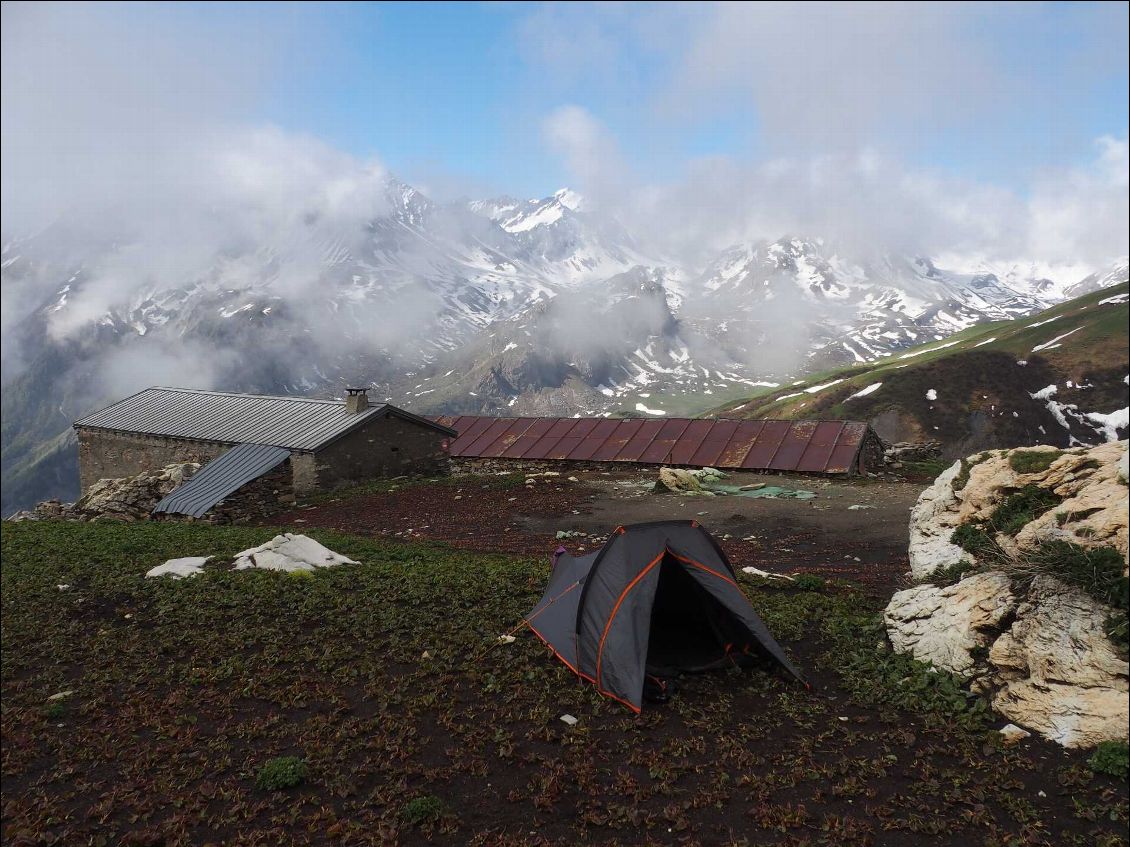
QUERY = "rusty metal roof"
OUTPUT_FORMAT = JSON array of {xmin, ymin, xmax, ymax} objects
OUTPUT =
[
  {"xmin": 74, "ymin": 387, "xmax": 455, "ymax": 451},
  {"xmin": 433, "ymin": 416, "xmax": 872, "ymax": 474}
]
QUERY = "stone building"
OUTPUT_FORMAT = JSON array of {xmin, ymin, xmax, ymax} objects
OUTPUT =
[{"xmin": 73, "ymin": 386, "xmax": 455, "ymax": 519}]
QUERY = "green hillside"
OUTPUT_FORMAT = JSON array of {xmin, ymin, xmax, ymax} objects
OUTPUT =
[{"xmin": 708, "ymin": 283, "xmax": 1129, "ymax": 456}]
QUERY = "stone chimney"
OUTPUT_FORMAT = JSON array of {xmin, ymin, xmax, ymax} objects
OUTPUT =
[{"xmin": 344, "ymin": 387, "xmax": 370, "ymax": 415}]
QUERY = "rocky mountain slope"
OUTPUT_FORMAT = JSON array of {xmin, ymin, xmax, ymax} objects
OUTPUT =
[
  {"xmin": 2, "ymin": 174, "xmax": 1126, "ymax": 513},
  {"xmin": 710, "ymin": 283, "xmax": 1129, "ymax": 456}
]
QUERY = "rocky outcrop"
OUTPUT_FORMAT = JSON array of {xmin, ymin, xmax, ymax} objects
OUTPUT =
[
  {"xmin": 889, "ymin": 440, "xmax": 1129, "ymax": 748},
  {"xmin": 907, "ymin": 460, "xmax": 969, "ymax": 580},
  {"xmin": 988, "ymin": 576, "xmax": 1128, "ymax": 748},
  {"xmin": 885, "ymin": 572, "xmax": 1016, "ymax": 676},
  {"xmin": 9, "ymin": 463, "xmax": 199, "ymax": 522},
  {"xmin": 908, "ymin": 442, "xmax": 1129, "ymax": 579}
]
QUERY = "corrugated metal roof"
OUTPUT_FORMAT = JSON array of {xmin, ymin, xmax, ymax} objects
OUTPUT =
[
  {"xmin": 153, "ymin": 443, "xmax": 291, "ymax": 518},
  {"xmin": 433, "ymin": 415, "xmax": 871, "ymax": 474},
  {"xmin": 74, "ymin": 387, "xmax": 454, "ymax": 451}
]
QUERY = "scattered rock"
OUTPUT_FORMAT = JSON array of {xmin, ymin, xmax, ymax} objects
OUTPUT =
[
  {"xmin": 655, "ymin": 467, "xmax": 704, "ymax": 494},
  {"xmin": 998, "ymin": 724, "xmax": 1031, "ymax": 744},
  {"xmin": 497, "ymin": 635, "xmax": 516, "ymax": 645},
  {"xmin": 8, "ymin": 463, "xmax": 200, "ymax": 523},
  {"xmin": 741, "ymin": 566, "xmax": 794, "ymax": 582},
  {"xmin": 146, "ymin": 556, "xmax": 211, "ymax": 579},
  {"xmin": 47, "ymin": 690, "xmax": 75, "ymax": 701},
  {"xmin": 847, "ymin": 504, "xmax": 875, "ymax": 510},
  {"xmin": 233, "ymin": 534, "xmax": 359, "ymax": 572},
  {"xmin": 738, "ymin": 482, "xmax": 766, "ymax": 491},
  {"xmin": 559, "ymin": 714, "xmax": 578, "ymax": 726},
  {"xmin": 884, "ymin": 441, "xmax": 942, "ymax": 465}
]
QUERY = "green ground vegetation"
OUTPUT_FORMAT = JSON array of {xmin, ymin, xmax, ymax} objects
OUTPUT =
[{"xmin": 2, "ymin": 521, "xmax": 1127, "ymax": 846}]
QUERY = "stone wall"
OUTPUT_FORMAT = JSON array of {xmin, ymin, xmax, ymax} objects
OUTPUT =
[
  {"xmin": 290, "ymin": 453, "xmax": 318, "ymax": 496},
  {"xmin": 191, "ymin": 461, "xmax": 295, "ymax": 524},
  {"xmin": 451, "ymin": 457, "xmax": 659, "ymax": 476},
  {"xmin": 857, "ymin": 429, "xmax": 886, "ymax": 474},
  {"xmin": 311, "ymin": 412, "xmax": 450, "ymax": 489},
  {"xmin": 77, "ymin": 429, "xmax": 227, "ymax": 492},
  {"xmin": 452, "ymin": 445, "xmax": 882, "ymax": 478}
]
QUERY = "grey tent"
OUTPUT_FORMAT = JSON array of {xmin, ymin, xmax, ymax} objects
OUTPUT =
[{"xmin": 525, "ymin": 520, "xmax": 806, "ymax": 713}]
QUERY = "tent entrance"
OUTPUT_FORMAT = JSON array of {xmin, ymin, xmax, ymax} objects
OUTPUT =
[{"xmin": 645, "ymin": 554, "xmax": 733, "ymax": 675}]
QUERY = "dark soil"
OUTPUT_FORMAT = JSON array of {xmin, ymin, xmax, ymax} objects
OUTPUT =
[
  {"xmin": 270, "ymin": 470, "xmax": 920, "ymax": 594},
  {"xmin": 3, "ymin": 521, "xmax": 1127, "ymax": 847}
]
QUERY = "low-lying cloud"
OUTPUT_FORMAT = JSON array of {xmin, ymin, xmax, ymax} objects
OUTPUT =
[
  {"xmin": 1, "ymin": 1, "xmax": 1127, "ymax": 399},
  {"xmin": 542, "ymin": 105, "xmax": 1128, "ymax": 269}
]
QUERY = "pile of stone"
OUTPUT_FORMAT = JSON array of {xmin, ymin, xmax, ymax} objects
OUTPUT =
[
  {"xmin": 653, "ymin": 466, "xmax": 728, "ymax": 495},
  {"xmin": 884, "ymin": 441, "xmax": 1129, "ymax": 748},
  {"xmin": 883, "ymin": 440, "xmax": 942, "ymax": 466},
  {"xmin": 8, "ymin": 463, "xmax": 199, "ymax": 523}
]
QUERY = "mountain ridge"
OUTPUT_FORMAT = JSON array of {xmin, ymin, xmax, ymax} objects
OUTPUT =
[{"xmin": 2, "ymin": 176, "xmax": 1126, "ymax": 512}]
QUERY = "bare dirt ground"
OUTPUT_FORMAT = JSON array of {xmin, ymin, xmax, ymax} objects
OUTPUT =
[{"xmin": 271, "ymin": 469, "xmax": 921, "ymax": 594}]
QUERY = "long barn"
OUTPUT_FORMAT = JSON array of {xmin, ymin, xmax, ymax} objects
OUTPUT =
[{"xmin": 433, "ymin": 416, "xmax": 883, "ymax": 475}]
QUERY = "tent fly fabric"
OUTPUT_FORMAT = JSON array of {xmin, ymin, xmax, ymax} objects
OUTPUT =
[{"xmin": 525, "ymin": 520, "xmax": 806, "ymax": 712}]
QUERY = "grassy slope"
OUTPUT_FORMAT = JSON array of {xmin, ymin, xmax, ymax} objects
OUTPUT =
[
  {"xmin": 707, "ymin": 283, "xmax": 1129, "ymax": 454},
  {"xmin": 2, "ymin": 520, "xmax": 1126, "ymax": 846}
]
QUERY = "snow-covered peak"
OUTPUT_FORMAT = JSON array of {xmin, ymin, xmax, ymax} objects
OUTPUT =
[
  {"xmin": 1062, "ymin": 256, "xmax": 1130, "ymax": 299},
  {"xmin": 552, "ymin": 187, "xmax": 583, "ymax": 211},
  {"xmin": 468, "ymin": 188, "xmax": 585, "ymax": 234},
  {"xmin": 930, "ymin": 253, "xmax": 1096, "ymax": 304},
  {"xmin": 467, "ymin": 196, "xmax": 520, "ymax": 222}
]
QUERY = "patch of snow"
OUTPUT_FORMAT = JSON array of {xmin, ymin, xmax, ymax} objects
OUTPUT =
[
  {"xmin": 233, "ymin": 534, "xmax": 359, "ymax": 572},
  {"xmin": 146, "ymin": 556, "xmax": 211, "ymax": 579},
  {"xmin": 846, "ymin": 382, "xmax": 883, "ymax": 400},
  {"xmin": 1029, "ymin": 384, "xmax": 1058, "ymax": 400},
  {"xmin": 1031, "ymin": 326, "xmax": 1083, "ymax": 353},
  {"xmin": 973, "ymin": 336, "xmax": 997, "ymax": 347},
  {"xmin": 897, "ymin": 338, "xmax": 962, "ymax": 360},
  {"xmin": 925, "ymin": 389, "xmax": 937, "ymax": 401},
  {"xmin": 1085, "ymin": 407, "xmax": 1129, "ymax": 441},
  {"xmin": 805, "ymin": 378, "xmax": 845, "ymax": 394},
  {"xmin": 635, "ymin": 402, "xmax": 667, "ymax": 416}
]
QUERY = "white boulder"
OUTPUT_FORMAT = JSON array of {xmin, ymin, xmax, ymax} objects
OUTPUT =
[
  {"xmin": 884, "ymin": 572, "xmax": 1016, "ymax": 677},
  {"xmin": 907, "ymin": 459, "xmax": 969, "ymax": 580},
  {"xmin": 989, "ymin": 576, "xmax": 1129, "ymax": 748},
  {"xmin": 890, "ymin": 440, "xmax": 1130, "ymax": 748}
]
